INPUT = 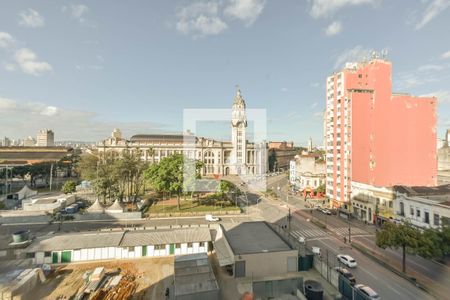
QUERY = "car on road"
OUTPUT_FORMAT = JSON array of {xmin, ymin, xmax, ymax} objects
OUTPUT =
[
  {"xmin": 354, "ymin": 284, "xmax": 380, "ymax": 299},
  {"xmin": 337, "ymin": 254, "xmax": 357, "ymax": 268},
  {"xmin": 321, "ymin": 208, "xmax": 332, "ymax": 215},
  {"xmin": 334, "ymin": 267, "xmax": 356, "ymax": 285},
  {"xmin": 205, "ymin": 214, "xmax": 220, "ymax": 222}
]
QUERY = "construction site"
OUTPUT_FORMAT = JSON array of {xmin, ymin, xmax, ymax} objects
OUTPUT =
[{"xmin": 1, "ymin": 257, "xmax": 173, "ymax": 300}]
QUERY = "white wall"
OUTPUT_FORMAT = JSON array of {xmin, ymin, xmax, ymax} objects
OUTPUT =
[{"xmin": 38, "ymin": 240, "xmax": 210, "ymax": 264}]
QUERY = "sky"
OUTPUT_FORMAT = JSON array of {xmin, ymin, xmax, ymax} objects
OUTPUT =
[{"xmin": 1, "ymin": 0, "xmax": 450, "ymax": 145}]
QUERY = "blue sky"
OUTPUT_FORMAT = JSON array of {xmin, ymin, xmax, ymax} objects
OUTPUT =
[{"xmin": 1, "ymin": 0, "xmax": 450, "ymax": 145}]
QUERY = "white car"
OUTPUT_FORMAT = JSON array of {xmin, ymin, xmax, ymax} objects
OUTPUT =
[
  {"xmin": 354, "ymin": 284, "xmax": 380, "ymax": 299},
  {"xmin": 337, "ymin": 254, "xmax": 357, "ymax": 268},
  {"xmin": 205, "ymin": 214, "xmax": 220, "ymax": 222}
]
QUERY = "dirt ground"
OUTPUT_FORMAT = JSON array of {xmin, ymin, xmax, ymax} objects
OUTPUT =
[{"xmin": 31, "ymin": 257, "xmax": 174, "ymax": 300}]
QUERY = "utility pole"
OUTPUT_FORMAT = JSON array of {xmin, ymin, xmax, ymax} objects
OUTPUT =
[
  {"xmin": 287, "ymin": 208, "xmax": 292, "ymax": 233},
  {"xmin": 4, "ymin": 166, "xmax": 8, "ymax": 195},
  {"xmin": 348, "ymin": 212, "xmax": 352, "ymax": 244},
  {"xmin": 49, "ymin": 164, "xmax": 54, "ymax": 191}
]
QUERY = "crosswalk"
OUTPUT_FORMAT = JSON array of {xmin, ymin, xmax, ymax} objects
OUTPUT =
[
  {"xmin": 289, "ymin": 226, "xmax": 372, "ymax": 241},
  {"xmin": 331, "ymin": 227, "xmax": 371, "ymax": 236},
  {"xmin": 290, "ymin": 229, "xmax": 328, "ymax": 239}
]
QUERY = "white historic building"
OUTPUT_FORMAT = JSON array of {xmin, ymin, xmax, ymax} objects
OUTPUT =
[{"xmin": 97, "ymin": 89, "xmax": 268, "ymax": 176}]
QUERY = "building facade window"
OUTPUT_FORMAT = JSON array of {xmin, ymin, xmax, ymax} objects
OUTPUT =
[
  {"xmin": 434, "ymin": 214, "xmax": 440, "ymax": 226},
  {"xmin": 416, "ymin": 209, "xmax": 421, "ymax": 218},
  {"xmin": 424, "ymin": 212, "xmax": 429, "ymax": 224}
]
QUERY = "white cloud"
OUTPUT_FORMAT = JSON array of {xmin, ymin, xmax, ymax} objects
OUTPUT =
[
  {"xmin": 308, "ymin": 0, "xmax": 378, "ymax": 18},
  {"xmin": 311, "ymin": 82, "xmax": 320, "ymax": 88},
  {"xmin": 442, "ymin": 50, "xmax": 450, "ymax": 59},
  {"xmin": 14, "ymin": 48, "xmax": 52, "ymax": 76},
  {"xmin": 75, "ymin": 64, "xmax": 103, "ymax": 71},
  {"xmin": 417, "ymin": 64, "xmax": 444, "ymax": 72},
  {"xmin": 396, "ymin": 63, "xmax": 448, "ymax": 90},
  {"xmin": 18, "ymin": 8, "xmax": 45, "ymax": 28},
  {"xmin": 334, "ymin": 45, "xmax": 374, "ymax": 69},
  {"xmin": 40, "ymin": 106, "xmax": 59, "ymax": 116},
  {"xmin": 281, "ymin": 87, "xmax": 288, "ymax": 92},
  {"xmin": 0, "ymin": 32, "xmax": 15, "ymax": 49},
  {"xmin": 310, "ymin": 102, "xmax": 319, "ymax": 109},
  {"xmin": 324, "ymin": 21, "xmax": 342, "ymax": 36},
  {"xmin": 176, "ymin": 1, "xmax": 228, "ymax": 37},
  {"xmin": 0, "ymin": 97, "xmax": 171, "ymax": 141},
  {"xmin": 63, "ymin": 4, "xmax": 90, "ymax": 23},
  {"xmin": 0, "ymin": 97, "xmax": 17, "ymax": 110},
  {"xmin": 224, "ymin": 0, "xmax": 266, "ymax": 26},
  {"xmin": 416, "ymin": 0, "xmax": 450, "ymax": 30}
]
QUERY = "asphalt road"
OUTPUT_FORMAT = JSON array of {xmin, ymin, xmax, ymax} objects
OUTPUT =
[
  {"xmin": 267, "ymin": 174, "xmax": 450, "ymax": 299},
  {"xmin": 0, "ymin": 215, "xmax": 253, "ymax": 238},
  {"xmin": 234, "ymin": 174, "xmax": 436, "ymax": 300}
]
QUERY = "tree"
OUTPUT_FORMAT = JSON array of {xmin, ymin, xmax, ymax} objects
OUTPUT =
[
  {"xmin": 316, "ymin": 183, "xmax": 325, "ymax": 194},
  {"xmin": 61, "ymin": 180, "xmax": 77, "ymax": 194},
  {"xmin": 217, "ymin": 180, "xmax": 232, "ymax": 197},
  {"xmin": 144, "ymin": 154, "xmax": 202, "ymax": 210},
  {"xmin": 376, "ymin": 222, "xmax": 421, "ymax": 273}
]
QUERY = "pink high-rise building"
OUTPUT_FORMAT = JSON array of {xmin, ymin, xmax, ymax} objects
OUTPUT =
[{"xmin": 325, "ymin": 59, "xmax": 437, "ymax": 208}]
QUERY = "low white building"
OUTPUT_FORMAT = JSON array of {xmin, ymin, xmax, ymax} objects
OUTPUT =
[
  {"xmin": 22, "ymin": 194, "xmax": 75, "ymax": 212},
  {"xmin": 394, "ymin": 184, "xmax": 450, "ymax": 229},
  {"xmin": 25, "ymin": 227, "xmax": 211, "ymax": 264},
  {"xmin": 289, "ymin": 155, "xmax": 325, "ymax": 191},
  {"xmin": 351, "ymin": 182, "xmax": 396, "ymax": 224}
]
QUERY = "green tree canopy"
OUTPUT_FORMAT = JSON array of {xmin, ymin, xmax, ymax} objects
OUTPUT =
[
  {"xmin": 144, "ymin": 154, "xmax": 202, "ymax": 210},
  {"xmin": 61, "ymin": 180, "xmax": 77, "ymax": 194},
  {"xmin": 376, "ymin": 222, "xmax": 421, "ymax": 273}
]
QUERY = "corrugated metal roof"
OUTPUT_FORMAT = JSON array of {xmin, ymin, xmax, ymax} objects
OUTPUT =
[
  {"xmin": 26, "ymin": 231, "xmax": 125, "ymax": 252},
  {"xmin": 120, "ymin": 228, "xmax": 211, "ymax": 246},
  {"xmin": 26, "ymin": 228, "xmax": 212, "ymax": 252}
]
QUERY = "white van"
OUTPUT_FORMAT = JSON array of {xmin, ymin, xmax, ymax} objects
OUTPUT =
[{"xmin": 205, "ymin": 214, "xmax": 220, "ymax": 222}]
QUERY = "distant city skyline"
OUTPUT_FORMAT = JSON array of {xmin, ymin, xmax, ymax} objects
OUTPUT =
[{"xmin": 1, "ymin": 1, "xmax": 450, "ymax": 145}]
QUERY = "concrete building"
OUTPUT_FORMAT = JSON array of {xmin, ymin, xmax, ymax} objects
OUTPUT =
[
  {"xmin": 36, "ymin": 129, "xmax": 54, "ymax": 147},
  {"xmin": 325, "ymin": 58, "xmax": 437, "ymax": 208},
  {"xmin": 394, "ymin": 184, "xmax": 450, "ymax": 229},
  {"xmin": 214, "ymin": 222, "xmax": 298, "ymax": 278},
  {"xmin": 289, "ymin": 155, "xmax": 326, "ymax": 193},
  {"xmin": 25, "ymin": 227, "xmax": 212, "ymax": 264},
  {"xmin": 23, "ymin": 136, "xmax": 36, "ymax": 147},
  {"xmin": 268, "ymin": 142, "xmax": 297, "ymax": 172},
  {"xmin": 174, "ymin": 253, "xmax": 219, "ymax": 300},
  {"xmin": 0, "ymin": 147, "xmax": 72, "ymax": 167},
  {"xmin": 22, "ymin": 194, "xmax": 75, "ymax": 212},
  {"xmin": 2, "ymin": 137, "xmax": 11, "ymax": 147},
  {"xmin": 97, "ymin": 89, "xmax": 268, "ymax": 176},
  {"xmin": 351, "ymin": 181, "xmax": 396, "ymax": 224}
]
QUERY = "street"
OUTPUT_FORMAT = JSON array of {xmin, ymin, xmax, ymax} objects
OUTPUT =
[
  {"xmin": 1, "ymin": 173, "xmax": 447, "ymax": 299},
  {"xmin": 231, "ymin": 174, "xmax": 439, "ymax": 300}
]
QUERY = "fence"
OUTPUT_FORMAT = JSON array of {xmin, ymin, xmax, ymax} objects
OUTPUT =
[
  {"xmin": 147, "ymin": 210, "xmax": 241, "ymax": 218},
  {"xmin": 267, "ymin": 222, "xmax": 373, "ymax": 300}
]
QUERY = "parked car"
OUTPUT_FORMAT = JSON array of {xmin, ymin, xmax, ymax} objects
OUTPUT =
[
  {"xmin": 205, "ymin": 214, "xmax": 220, "ymax": 222},
  {"xmin": 337, "ymin": 254, "xmax": 357, "ymax": 268},
  {"xmin": 312, "ymin": 246, "xmax": 321, "ymax": 256},
  {"xmin": 321, "ymin": 208, "xmax": 332, "ymax": 215},
  {"xmin": 354, "ymin": 284, "xmax": 380, "ymax": 299},
  {"xmin": 334, "ymin": 267, "xmax": 356, "ymax": 284}
]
